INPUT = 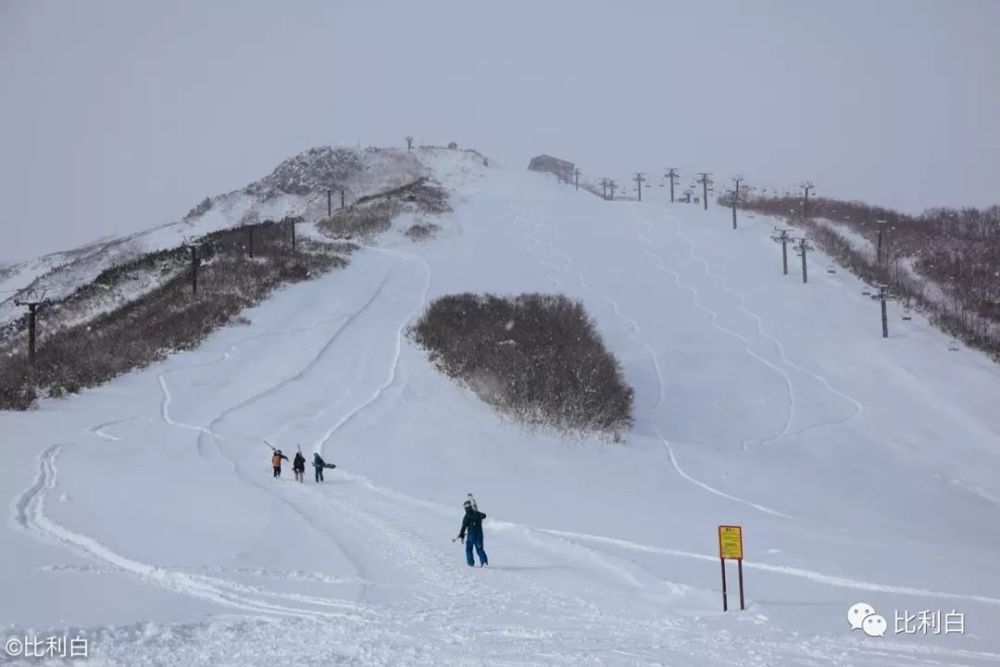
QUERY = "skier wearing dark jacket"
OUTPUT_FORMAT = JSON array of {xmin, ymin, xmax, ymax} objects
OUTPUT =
[
  {"xmin": 313, "ymin": 453, "xmax": 335, "ymax": 482},
  {"xmin": 457, "ymin": 500, "xmax": 488, "ymax": 567},
  {"xmin": 292, "ymin": 452, "xmax": 306, "ymax": 482}
]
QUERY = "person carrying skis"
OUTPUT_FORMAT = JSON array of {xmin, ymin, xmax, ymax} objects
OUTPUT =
[
  {"xmin": 292, "ymin": 451, "xmax": 306, "ymax": 483},
  {"xmin": 313, "ymin": 452, "xmax": 335, "ymax": 482},
  {"xmin": 272, "ymin": 449, "xmax": 288, "ymax": 478},
  {"xmin": 457, "ymin": 499, "xmax": 488, "ymax": 567}
]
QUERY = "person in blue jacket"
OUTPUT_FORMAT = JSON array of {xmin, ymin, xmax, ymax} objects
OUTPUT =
[
  {"xmin": 313, "ymin": 453, "xmax": 334, "ymax": 482},
  {"xmin": 457, "ymin": 499, "xmax": 488, "ymax": 567}
]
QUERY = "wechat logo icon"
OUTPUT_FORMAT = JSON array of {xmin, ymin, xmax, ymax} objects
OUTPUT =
[{"xmin": 848, "ymin": 602, "xmax": 887, "ymax": 637}]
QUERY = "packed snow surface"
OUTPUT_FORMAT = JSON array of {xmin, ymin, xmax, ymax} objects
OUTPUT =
[{"xmin": 3, "ymin": 154, "xmax": 1000, "ymax": 666}]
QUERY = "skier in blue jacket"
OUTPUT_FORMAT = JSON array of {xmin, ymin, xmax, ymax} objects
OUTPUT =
[
  {"xmin": 457, "ymin": 499, "xmax": 488, "ymax": 567},
  {"xmin": 313, "ymin": 453, "xmax": 334, "ymax": 482}
]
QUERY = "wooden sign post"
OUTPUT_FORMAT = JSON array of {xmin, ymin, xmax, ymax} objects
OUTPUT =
[{"xmin": 718, "ymin": 525, "xmax": 745, "ymax": 611}]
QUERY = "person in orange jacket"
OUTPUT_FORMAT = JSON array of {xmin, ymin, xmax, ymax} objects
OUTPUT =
[{"xmin": 272, "ymin": 449, "xmax": 288, "ymax": 478}]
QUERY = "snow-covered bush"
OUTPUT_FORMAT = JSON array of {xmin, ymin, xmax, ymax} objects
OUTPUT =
[
  {"xmin": 321, "ymin": 200, "xmax": 401, "ymax": 240},
  {"xmin": 405, "ymin": 223, "xmax": 439, "ymax": 241},
  {"xmin": 245, "ymin": 146, "xmax": 364, "ymax": 199},
  {"xmin": 320, "ymin": 178, "xmax": 451, "ymax": 241},
  {"xmin": 184, "ymin": 196, "xmax": 213, "ymax": 219},
  {"xmin": 411, "ymin": 293, "xmax": 635, "ymax": 438}
]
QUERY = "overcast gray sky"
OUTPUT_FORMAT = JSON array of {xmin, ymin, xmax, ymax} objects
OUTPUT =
[{"xmin": 1, "ymin": 0, "xmax": 998, "ymax": 262}]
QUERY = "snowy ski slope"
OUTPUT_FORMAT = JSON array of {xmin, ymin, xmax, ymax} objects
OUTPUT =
[{"xmin": 3, "ymin": 155, "xmax": 1000, "ymax": 666}]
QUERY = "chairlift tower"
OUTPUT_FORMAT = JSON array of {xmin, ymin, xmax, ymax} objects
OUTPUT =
[
  {"xmin": 771, "ymin": 228, "xmax": 792, "ymax": 275},
  {"xmin": 793, "ymin": 236, "xmax": 813, "ymax": 283},
  {"xmin": 664, "ymin": 168, "xmax": 679, "ymax": 203},
  {"xmin": 731, "ymin": 174, "xmax": 744, "ymax": 229},
  {"xmin": 13, "ymin": 290, "xmax": 49, "ymax": 364},
  {"xmin": 697, "ymin": 172, "xmax": 713, "ymax": 211},
  {"xmin": 183, "ymin": 238, "xmax": 203, "ymax": 295},
  {"xmin": 800, "ymin": 182, "xmax": 815, "ymax": 219},
  {"xmin": 634, "ymin": 172, "xmax": 646, "ymax": 202},
  {"xmin": 875, "ymin": 219, "xmax": 888, "ymax": 283},
  {"xmin": 599, "ymin": 178, "xmax": 610, "ymax": 200},
  {"xmin": 878, "ymin": 284, "xmax": 890, "ymax": 338}
]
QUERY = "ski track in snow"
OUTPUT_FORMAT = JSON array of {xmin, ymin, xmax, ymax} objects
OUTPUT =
[
  {"xmin": 151, "ymin": 244, "xmax": 464, "ymax": 609},
  {"xmin": 634, "ymin": 210, "xmax": 797, "ymax": 448},
  {"xmin": 142, "ymin": 272, "xmax": 396, "ymax": 451},
  {"xmin": 628, "ymin": 204, "xmax": 866, "ymax": 515},
  {"xmin": 656, "ymin": 426, "xmax": 795, "ymax": 519},
  {"xmin": 9, "ymin": 252, "xmax": 410, "ymax": 617},
  {"xmin": 187, "ymin": 256, "xmax": 411, "ymax": 601},
  {"xmin": 515, "ymin": 201, "xmax": 791, "ymax": 520},
  {"xmin": 46, "ymin": 243, "xmax": 456, "ymax": 619},
  {"xmin": 18, "ymin": 440, "xmax": 997, "ymax": 623},
  {"xmin": 11, "ymin": 444, "xmax": 377, "ymax": 621},
  {"xmin": 9, "ymin": 180, "xmax": 1000, "ymax": 665},
  {"xmin": 190, "ymin": 436, "xmax": 1000, "ymax": 615},
  {"xmin": 657, "ymin": 207, "xmax": 865, "ymax": 448},
  {"xmin": 159, "ymin": 265, "xmax": 395, "ymax": 459},
  {"xmin": 89, "ymin": 417, "xmax": 141, "ymax": 442},
  {"xmin": 516, "ymin": 203, "xmax": 666, "ymax": 410},
  {"xmin": 312, "ymin": 244, "xmax": 432, "ymax": 454},
  {"xmin": 540, "ymin": 527, "xmax": 1000, "ymax": 607}
]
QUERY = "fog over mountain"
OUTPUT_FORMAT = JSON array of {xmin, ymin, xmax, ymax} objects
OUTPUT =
[{"xmin": 1, "ymin": 0, "xmax": 998, "ymax": 262}]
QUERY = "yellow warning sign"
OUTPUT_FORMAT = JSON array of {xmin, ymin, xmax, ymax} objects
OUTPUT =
[{"xmin": 718, "ymin": 525, "xmax": 743, "ymax": 560}]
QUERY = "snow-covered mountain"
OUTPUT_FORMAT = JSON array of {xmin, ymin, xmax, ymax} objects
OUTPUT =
[
  {"xmin": 0, "ymin": 146, "xmax": 436, "ymax": 329},
  {"xmin": 3, "ymin": 154, "xmax": 1000, "ymax": 666}
]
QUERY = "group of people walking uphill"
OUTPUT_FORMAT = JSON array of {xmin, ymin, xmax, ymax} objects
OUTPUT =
[
  {"xmin": 269, "ymin": 445, "xmax": 489, "ymax": 567},
  {"xmin": 270, "ymin": 446, "xmax": 335, "ymax": 483}
]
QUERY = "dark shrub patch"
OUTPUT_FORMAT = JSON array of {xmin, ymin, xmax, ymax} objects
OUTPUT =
[
  {"xmin": 321, "ymin": 200, "xmax": 401, "ymax": 240},
  {"xmin": 731, "ymin": 193, "xmax": 1000, "ymax": 360},
  {"xmin": 0, "ymin": 175, "xmax": 442, "ymax": 410},
  {"xmin": 319, "ymin": 178, "xmax": 451, "ymax": 241},
  {"xmin": 0, "ymin": 221, "xmax": 348, "ymax": 410},
  {"xmin": 405, "ymin": 223, "xmax": 440, "ymax": 241},
  {"xmin": 411, "ymin": 293, "xmax": 634, "ymax": 437}
]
